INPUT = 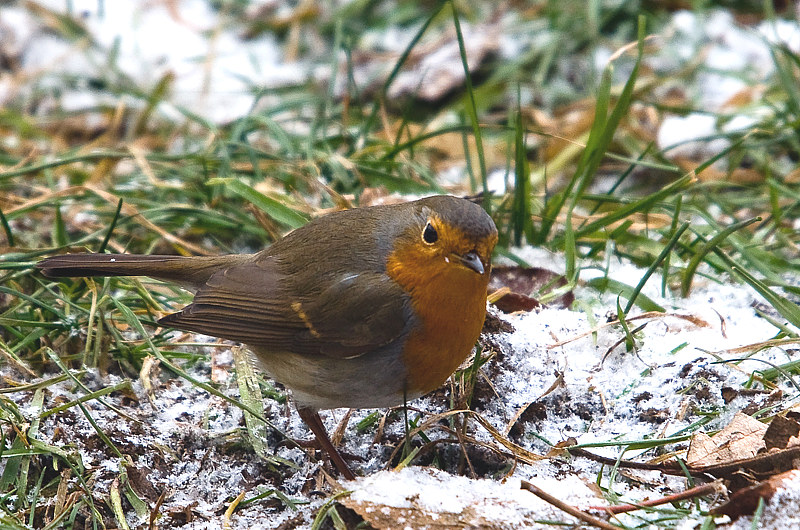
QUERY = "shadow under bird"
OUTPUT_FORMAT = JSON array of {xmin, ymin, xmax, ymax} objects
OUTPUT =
[{"xmin": 38, "ymin": 195, "xmax": 498, "ymax": 479}]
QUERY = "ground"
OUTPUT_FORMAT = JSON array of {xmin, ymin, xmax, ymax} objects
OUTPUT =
[{"xmin": 2, "ymin": 1, "xmax": 800, "ymax": 529}]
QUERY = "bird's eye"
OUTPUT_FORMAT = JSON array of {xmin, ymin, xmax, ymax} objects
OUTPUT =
[{"xmin": 422, "ymin": 222, "xmax": 438, "ymax": 244}]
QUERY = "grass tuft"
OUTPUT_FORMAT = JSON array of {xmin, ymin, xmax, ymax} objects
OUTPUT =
[{"xmin": 2, "ymin": 2, "xmax": 800, "ymax": 527}]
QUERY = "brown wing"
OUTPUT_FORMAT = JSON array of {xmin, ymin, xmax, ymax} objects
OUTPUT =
[{"xmin": 158, "ymin": 257, "xmax": 411, "ymax": 358}]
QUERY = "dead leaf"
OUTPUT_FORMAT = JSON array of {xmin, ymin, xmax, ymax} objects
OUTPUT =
[
  {"xmin": 711, "ymin": 469, "xmax": 800, "ymax": 520},
  {"xmin": 785, "ymin": 167, "xmax": 800, "ymax": 183},
  {"xmin": 540, "ymin": 99, "xmax": 596, "ymax": 162},
  {"xmin": 393, "ymin": 123, "xmax": 509, "ymax": 175},
  {"xmin": 490, "ymin": 291, "xmax": 543, "ymax": 313},
  {"xmin": 687, "ymin": 446, "xmax": 800, "ymax": 487},
  {"xmin": 720, "ymin": 84, "xmax": 766, "ymax": 110},
  {"xmin": 686, "ymin": 433, "xmax": 718, "ymax": 465},
  {"xmin": 764, "ymin": 414, "xmax": 800, "ymax": 450},
  {"xmin": 489, "ymin": 266, "xmax": 574, "ymax": 313},
  {"xmin": 686, "ymin": 412, "xmax": 767, "ymax": 466},
  {"xmin": 673, "ymin": 157, "xmax": 764, "ymax": 184},
  {"xmin": 385, "ymin": 29, "xmax": 499, "ymax": 103}
]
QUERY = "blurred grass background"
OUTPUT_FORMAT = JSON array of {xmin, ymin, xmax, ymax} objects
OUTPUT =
[{"xmin": 1, "ymin": 0, "xmax": 800, "ymax": 528}]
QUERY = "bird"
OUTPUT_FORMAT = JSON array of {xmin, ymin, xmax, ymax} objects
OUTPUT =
[{"xmin": 38, "ymin": 195, "xmax": 498, "ymax": 479}]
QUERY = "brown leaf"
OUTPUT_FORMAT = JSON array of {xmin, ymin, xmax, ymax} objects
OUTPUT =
[
  {"xmin": 673, "ymin": 157, "xmax": 765, "ymax": 184},
  {"xmin": 408, "ymin": 125, "xmax": 509, "ymax": 175},
  {"xmin": 489, "ymin": 266, "xmax": 574, "ymax": 313},
  {"xmin": 764, "ymin": 414, "xmax": 800, "ymax": 450},
  {"xmin": 540, "ymin": 99, "xmax": 596, "ymax": 163},
  {"xmin": 687, "ymin": 446, "xmax": 800, "ymax": 484},
  {"xmin": 385, "ymin": 30, "xmax": 499, "ymax": 103},
  {"xmin": 125, "ymin": 462, "xmax": 161, "ymax": 503},
  {"xmin": 686, "ymin": 412, "xmax": 767, "ymax": 466},
  {"xmin": 785, "ymin": 167, "xmax": 800, "ymax": 183},
  {"xmin": 711, "ymin": 469, "xmax": 800, "ymax": 520},
  {"xmin": 720, "ymin": 85, "xmax": 766, "ymax": 110},
  {"xmin": 491, "ymin": 291, "xmax": 543, "ymax": 313}
]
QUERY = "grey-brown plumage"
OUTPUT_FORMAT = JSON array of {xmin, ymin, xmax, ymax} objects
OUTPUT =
[
  {"xmin": 37, "ymin": 195, "xmax": 496, "ymax": 409},
  {"xmin": 38, "ymin": 195, "xmax": 498, "ymax": 479}
]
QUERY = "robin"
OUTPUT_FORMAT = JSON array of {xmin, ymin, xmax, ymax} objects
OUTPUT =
[{"xmin": 38, "ymin": 195, "xmax": 498, "ymax": 479}]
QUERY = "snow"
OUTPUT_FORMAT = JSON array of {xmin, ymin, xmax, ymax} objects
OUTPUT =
[
  {"xmin": 5, "ymin": 2, "xmax": 800, "ymax": 527},
  {"xmin": 347, "ymin": 467, "xmax": 595, "ymax": 528},
  {"xmin": 3, "ymin": 0, "xmax": 306, "ymax": 123},
  {"xmin": 652, "ymin": 10, "xmax": 800, "ymax": 164}
]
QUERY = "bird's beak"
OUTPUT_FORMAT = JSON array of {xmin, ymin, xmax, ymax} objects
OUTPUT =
[{"xmin": 458, "ymin": 250, "xmax": 485, "ymax": 275}]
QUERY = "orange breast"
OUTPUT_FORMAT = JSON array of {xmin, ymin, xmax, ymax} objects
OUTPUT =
[{"xmin": 386, "ymin": 250, "xmax": 490, "ymax": 396}]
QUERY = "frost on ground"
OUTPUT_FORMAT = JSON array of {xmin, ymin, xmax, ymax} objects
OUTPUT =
[
  {"xmin": 7, "ymin": 247, "xmax": 800, "ymax": 528},
  {"xmin": 3, "ymin": 2, "xmax": 800, "ymax": 528},
  {"xmin": 343, "ymin": 468, "xmax": 595, "ymax": 528}
]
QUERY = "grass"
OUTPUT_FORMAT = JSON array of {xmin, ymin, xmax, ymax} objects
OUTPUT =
[{"xmin": 1, "ymin": 0, "xmax": 800, "ymax": 528}]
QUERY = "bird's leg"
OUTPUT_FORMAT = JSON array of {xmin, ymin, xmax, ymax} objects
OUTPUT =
[{"xmin": 296, "ymin": 407, "xmax": 356, "ymax": 480}]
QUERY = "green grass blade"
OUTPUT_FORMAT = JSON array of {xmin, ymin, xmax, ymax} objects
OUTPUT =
[
  {"xmin": 208, "ymin": 177, "xmax": 308, "ymax": 229},
  {"xmin": 512, "ymin": 100, "xmax": 533, "ymax": 245},
  {"xmin": 616, "ymin": 296, "xmax": 635, "ymax": 351},
  {"xmin": 0, "ymin": 204, "xmax": 13, "ymax": 246},
  {"xmin": 98, "ymin": 198, "xmax": 124, "ymax": 253},
  {"xmin": 451, "ymin": 0, "xmax": 489, "ymax": 203},
  {"xmin": 662, "ymin": 196, "xmax": 683, "ymax": 297},
  {"xmin": 713, "ymin": 249, "xmax": 800, "ymax": 329},
  {"xmin": 681, "ymin": 217, "xmax": 760, "ymax": 297},
  {"xmin": 625, "ymin": 221, "xmax": 690, "ymax": 314},
  {"xmin": 573, "ymin": 174, "xmax": 693, "ymax": 240},
  {"xmin": 52, "ymin": 204, "xmax": 68, "ymax": 248},
  {"xmin": 585, "ymin": 277, "xmax": 665, "ymax": 312}
]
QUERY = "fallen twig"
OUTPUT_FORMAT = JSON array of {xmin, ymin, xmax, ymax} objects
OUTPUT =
[
  {"xmin": 520, "ymin": 480, "xmax": 620, "ymax": 530},
  {"xmin": 567, "ymin": 444, "xmax": 800, "ymax": 480},
  {"xmin": 587, "ymin": 480, "xmax": 724, "ymax": 515}
]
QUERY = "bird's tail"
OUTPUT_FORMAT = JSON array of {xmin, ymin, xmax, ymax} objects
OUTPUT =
[{"xmin": 37, "ymin": 253, "xmax": 249, "ymax": 290}]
